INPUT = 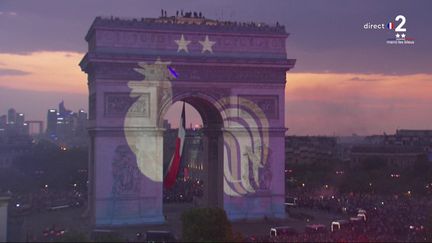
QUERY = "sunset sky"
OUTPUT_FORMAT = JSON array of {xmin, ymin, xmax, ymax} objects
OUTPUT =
[{"xmin": 0, "ymin": 0, "xmax": 431, "ymax": 135}]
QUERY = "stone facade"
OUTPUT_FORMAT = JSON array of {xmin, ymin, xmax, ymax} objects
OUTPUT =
[{"xmin": 80, "ymin": 16, "xmax": 295, "ymax": 226}]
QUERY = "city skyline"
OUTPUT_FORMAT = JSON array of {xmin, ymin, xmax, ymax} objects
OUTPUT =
[{"xmin": 1, "ymin": 0, "xmax": 431, "ymax": 135}]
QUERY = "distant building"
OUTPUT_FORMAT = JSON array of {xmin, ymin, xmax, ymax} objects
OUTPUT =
[
  {"xmin": 384, "ymin": 129, "xmax": 432, "ymax": 147},
  {"xmin": 285, "ymin": 136, "xmax": 337, "ymax": 165},
  {"xmin": 46, "ymin": 109, "xmax": 57, "ymax": 135},
  {"xmin": 183, "ymin": 129, "xmax": 204, "ymax": 180},
  {"xmin": 59, "ymin": 100, "xmax": 71, "ymax": 116},
  {"xmin": 0, "ymin": 109, "xmax": 33, "ymax": 168},
  {"xmin": 0, "ymin": 115, "xmax": 6, "ymax": 129},
  {"xmin": 350, "ymin": 129, "xmax": 432, "ymax": 167},
  {"xmin": 76, "ymin": 109, "xmax": 88, "ymax": 136},
  {"xmin": 25, "ymin": 121, "xmax": 44, "ymax": 135},
  {"xmin": 0, "ymin": 116, "xmax": 6, "ymax": 143},
  {"xmin": 1, "ymin": 108, "xmax": 29, "ymax": 139},
  {"xmin": 364, "ymin": 135, "xmax": 385, "ymax": 145},
  {"xmin": 7, "ymin": 109, "xmax": 16, "ymax": 124},
  {"xmin": 163, "ymin": 128, "xmax": 204, "ymax": 180},
  {"xmin": 0, "ymin": 109, "xmax": 32, "ymax": 168},
  {"xmin": 350, "ymin": 145, "xmax": 426, "ymax": 168},
  {"xmin": 15, "ymin": 113, "xmax": 24, "ymax": 126},
  {"xmin": 45, "ymin": 101, "xmax": 88, "ymax": 147}
]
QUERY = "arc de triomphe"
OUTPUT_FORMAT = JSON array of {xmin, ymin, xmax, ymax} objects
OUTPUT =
[{"xmin": 80, "ymin": 16, "xmax": 295, "ymax": 226}]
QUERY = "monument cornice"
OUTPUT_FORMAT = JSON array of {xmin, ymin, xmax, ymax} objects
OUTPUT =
[
  {"xmin": 80, "ymin": 53, "xmax": 295, "ymax": 72},
  {"xmin": 85, "ymin": 16, "xmax": 288, "ymax": 41},
  {"xmin": 89, "ymin": 26, "xmax": 289, "ymax": 39},
  {"xmin": 83, "ymin": 63, "xmax": 289, "ymax": 84}
]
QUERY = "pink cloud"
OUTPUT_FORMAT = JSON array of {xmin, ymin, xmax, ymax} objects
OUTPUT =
[
  {"xmin": 285, "ymin": 73, "xmax": 432, "ymax": 135},
  {"xmin": 1, "ymin": 51, "xmax": 431, "ymax": 135}
]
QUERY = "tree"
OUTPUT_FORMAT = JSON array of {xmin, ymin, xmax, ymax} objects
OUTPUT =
[{"xmin": 181, "ymin": 207, "xmax": 233, "ymax": 242}]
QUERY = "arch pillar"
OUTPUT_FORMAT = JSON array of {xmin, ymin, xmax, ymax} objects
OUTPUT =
[{"xmin": 201, "ymin": 127, "xmax": 224, "ymax": 208}]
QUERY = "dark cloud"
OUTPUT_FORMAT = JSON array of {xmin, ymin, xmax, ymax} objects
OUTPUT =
[{"xmin": 0, "ymin": 68, "xmax": 31, "ymax": 76}]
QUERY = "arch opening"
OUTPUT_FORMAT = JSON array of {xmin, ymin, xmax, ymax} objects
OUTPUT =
[{"xmin": 161, "ymin": 96, "xmax": 224, "ymax": 215}]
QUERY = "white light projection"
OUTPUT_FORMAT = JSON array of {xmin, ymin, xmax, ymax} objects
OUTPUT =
[
  {"xmin": 124, "ymin": 59, "xmax": 272, "ymax": 196},
  {"xmin": 124, "ymin": 58, "xmax": 173, "ymax": 182},
  {"xmin": 216, "ymin": 97, "xmax": 271, "ymax": 197}
]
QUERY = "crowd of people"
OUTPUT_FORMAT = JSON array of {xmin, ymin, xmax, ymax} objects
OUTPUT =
[
  {"xmin": 9, "ymin": 188, "xmax": 86, "ymax": 216},
  {"xmin": 163, "ymin": 178, "xmax": 203, "ymax": 203},
  {"xmin": 96, "ymin": 14, "xmax": 285, "ymax": 33},
  {"xmin": 265, "ymin": 192, "xmax": 432, "ymax": 242}
]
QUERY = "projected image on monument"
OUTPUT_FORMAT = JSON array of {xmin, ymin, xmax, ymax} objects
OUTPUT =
[{"xmin": 80, "ymin": 15, "xmax": 295, "ymax": 226}]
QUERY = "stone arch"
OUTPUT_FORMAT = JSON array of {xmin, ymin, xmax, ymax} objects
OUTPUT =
[
  {"xmin": 80, "ymin": 16, "xmax": 295, "ymax": 226},
  {"xmin": 158, "ymin": 91, "xmax": 226, "ymax": 130},
  {"xmin": 159, "ymin": 93, "xmax": 226, "ymax": 208}
]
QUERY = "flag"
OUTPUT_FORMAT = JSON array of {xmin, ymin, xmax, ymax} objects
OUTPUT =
[
  {"xmin": 387, "ymin": 22, "xmax": 394, "ymax": 30},
  {"xmin": 164, "ymin": 102, "xmax": 186, "ymax": 189}
]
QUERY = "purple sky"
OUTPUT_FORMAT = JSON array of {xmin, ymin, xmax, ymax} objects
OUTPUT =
[{"xmin": 0, "ymin": 0, "xmax": 431, "ymax": 135}]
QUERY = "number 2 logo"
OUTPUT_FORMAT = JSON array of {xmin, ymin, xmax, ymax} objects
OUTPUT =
[{"xmin": 395, "ymin": 15, "xmax": 406, "ymax": 32}]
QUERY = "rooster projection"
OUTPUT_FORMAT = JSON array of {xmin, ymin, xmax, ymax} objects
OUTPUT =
[{"xmin": 124, "ymin": 58, "xmax": 272, "ymax": 196}]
